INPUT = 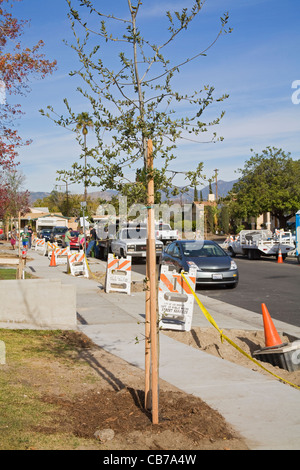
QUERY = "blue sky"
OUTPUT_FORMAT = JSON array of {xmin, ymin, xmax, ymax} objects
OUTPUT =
[{"xmin": 6, "ymin": 0, "xmax": 300, "ymax": 195}]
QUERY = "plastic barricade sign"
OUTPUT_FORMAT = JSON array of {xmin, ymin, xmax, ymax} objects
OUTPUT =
[
  {"xmin": 158, "ymin": 265, "xmax": 197, "ymax": 332},
  {"xmin": 35, "ymin": 238, "xmax": 46, "ymax": 255},
  {"xmin": 67, "ymin": 251, "xmax": 89, "ymax": 278},
  {"xmin": 105, "ymin": 254, "xmax": 132, "ymax": 295},
  {"xmin": 47, "ymin": 242, "xmax": 58, "ymax": 258},
  {"xmin": 54, "ymin": 247, "xmax": 70, "ymax": 265},
  {"xmin": 31, "ymin": 236, "xmax": 38, "ymax": 248}
]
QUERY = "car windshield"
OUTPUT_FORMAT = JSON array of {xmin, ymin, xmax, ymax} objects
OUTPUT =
[
  {"xmin": 55, "ymin": 228, "xmax": 67, "ymax": 233},
  {"xmin": 181, "ymin": 242, "xmax": 226, "ymax": 258},
  {"xmin": 121, "ymin": 228, "xmax": 147, "ymax": 239},
  {"xmin": 70, "ymin": 231, "xmax": 79, "ymax": 237}
]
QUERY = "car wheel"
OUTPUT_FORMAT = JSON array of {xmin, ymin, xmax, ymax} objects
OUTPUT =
[{"xmin": 228, "ymin": 247, "xmax": 236, "ymax": 258}]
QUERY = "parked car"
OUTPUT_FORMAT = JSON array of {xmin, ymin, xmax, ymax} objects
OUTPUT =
[
  {"xmin": 69, "ymin": 231, "xmax": 88, "ymax": 251},
  {"xmin": 111, "ymin": 225, "xmax": 163, "ymax": 260},
  {"xmin": 50, "ymin": 226, "xmax": 68, "ymax": 246},
  {"xmin": 38, "ymin": 229, "xmax": 52, "ymax": 242},
  {"xmin": 159, "ymin": 240, "xmax": 239, "ymax": 288}
]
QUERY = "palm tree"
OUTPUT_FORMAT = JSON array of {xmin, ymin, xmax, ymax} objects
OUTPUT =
[{"xmin": 76, "ymin": 112, "xmax": 94, "ymax": 202}]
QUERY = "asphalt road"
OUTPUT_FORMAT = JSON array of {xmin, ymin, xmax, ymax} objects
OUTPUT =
[{"xmin": 132, "ymin": 255, "xmax": 300, "ymax": 328}]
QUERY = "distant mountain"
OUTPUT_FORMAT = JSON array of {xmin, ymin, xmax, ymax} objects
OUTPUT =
[
  {"xmin": 29, "ymin": 192, "xmax": 50, "ymax": 204},
  {"xmin": 29, "ymin": 180, "xmax": 237, "ymax": 206},
  {"xmin": 200, "ymin": 179, "xmax": 238, "ymax": 200},
  {"xmin": 160, "ymin": 179, "xmax": 238, "ymax": 203}
]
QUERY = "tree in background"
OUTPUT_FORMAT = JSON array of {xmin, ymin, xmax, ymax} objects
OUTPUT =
[
  {"xmin": 75, "ymin": 112, "xmax": 94, "ymax": 202},
  {"xmin": 227, "ymin": 147, "xmax": 300, "ymax": 228},
  {"xmin": 205, "ymin": 205, "xmax": 214, "ymax": 234},
  {"xmin": 0, "ymin": 169, "xmax": 30, "ymax": 236},
  {"xmin": 0, "ymin": 0, "xmax": 56, "ymax": 198},
  {"xmin": 41, "ymin": 0, "xmax": 231, "ymax": 203},
  {"xmin": 219, "ymin": 205, "xmax": 229, "ymax": 234},
  {"xmin": 33, "ymin": 190, "xmax": 100, "ymax": 219},
  {"xmin": 193, "ymin": 187, "xmax": 198, "ymax": 202}
]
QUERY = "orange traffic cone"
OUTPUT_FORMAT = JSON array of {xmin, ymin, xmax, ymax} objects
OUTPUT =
[
  {"xmin": 277, "ymin": 248, "xmax": 283, "ymax": 263},
  {"xmin": 49, "ymin": 250, "xmax": 56, "ymax": 267},
  {"xmin": 261, "ymin": 303, "xmax": 283, "ymax": 347}
]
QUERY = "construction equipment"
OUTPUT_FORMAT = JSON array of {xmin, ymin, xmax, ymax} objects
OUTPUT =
[{"xmin": 227, "ymin": 229, "xmax": 294, "ymax": 260}]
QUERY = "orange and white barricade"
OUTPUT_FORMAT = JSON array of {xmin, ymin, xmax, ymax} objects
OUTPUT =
[
  {"xmin": 54, "ymin": 247, "xmax": 70, "ymax": 265},
  {"xmin": 105, "ymin": 254, "xmax": 132, "ymax": 295},
  {"xmin": 31, "ymin": 236, "xmax": 38, "ymax": 248},
  {"xmin": 47, "ymin": 242, "xmax": 58, "ymax": 258},
  {"xmin": 35, "ymin": 238, "xmax": 46, "ymax": 255},
  {"xmin": 158, "ymin": 265, "xmax": 197, "ymax": 332},
  {"xmin": 67, "ymin": 251, "xmax": 89, "ymax": 278}
]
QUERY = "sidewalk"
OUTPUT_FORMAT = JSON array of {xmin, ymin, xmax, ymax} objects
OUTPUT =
[{"xmin": 22, "ymin": 249, "xmax": 300, "ymax": 450}]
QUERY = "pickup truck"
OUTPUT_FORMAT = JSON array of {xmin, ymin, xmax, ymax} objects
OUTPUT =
[
  {"xmin": 155, "ymin": 223, "xmax": 178, "ymax": 244},
  {"xmin": 111, "ymin": 226, "xmax": 163, "ymax": 260},
  {"xmin": 227, "ymin": 229, "xmax": 294, "ymax": 260}
]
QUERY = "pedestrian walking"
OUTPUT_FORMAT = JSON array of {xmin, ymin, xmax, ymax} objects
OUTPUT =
[
  {"xmin": 10, "ymin": 226, "xmax": 17, "ymax": 250},
  {"xmin": 64, "ymin": 228, "xmax": 71, "ymax": 247},
  {"xmin": 27, "ymin": 225, "xmax": 33, "ymax": 249},
  {"xmin": 86, "ymin": 226, "xmax": 98, "ymax": 257}
]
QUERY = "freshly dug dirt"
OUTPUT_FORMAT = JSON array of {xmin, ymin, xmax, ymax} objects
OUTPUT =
[
  {"xmin": 5, "ymin": 330, "xmax": 249, "ymax": 450},
  {"xmin": 163, "ymin": 327, "xmax": 300, "ymax": 388}
]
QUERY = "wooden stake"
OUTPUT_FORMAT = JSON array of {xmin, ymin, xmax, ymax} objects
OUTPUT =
[
  {"xmin": 146, "ymin": 139, "xmax": 159, "ymax": 424},
  {"xmin": 144, "ymin": 240, "xmax": 151, "ymax": 410}
]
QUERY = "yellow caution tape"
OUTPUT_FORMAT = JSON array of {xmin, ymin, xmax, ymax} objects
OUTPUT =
[
  {"xmin": 180, "ymin": 272, "xmax": 300, "ymax": 391},
  {"xmin": 84, "ymin": 254, "xmax": 98, "ymax": 279}
]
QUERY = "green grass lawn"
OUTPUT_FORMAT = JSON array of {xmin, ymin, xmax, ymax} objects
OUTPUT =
[
  {"xmin": 0, "ymin": 268, "xmax": 32, "ymax": 280},
  {"xmin": 0, "ymin": 329, "xmax": 98, "ymax": 450}
]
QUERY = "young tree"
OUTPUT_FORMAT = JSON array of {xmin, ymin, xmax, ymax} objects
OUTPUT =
[
  {"xmin": 41, "ymin": 0, "xmax": 231, "ymax": 200},
  {"xmin": 228, "ymin": 147, "xmax": 300, "ymax": 227},
  {"xmin": 41, "ymin": 0, "xmax": 232, "ymax": 424}
]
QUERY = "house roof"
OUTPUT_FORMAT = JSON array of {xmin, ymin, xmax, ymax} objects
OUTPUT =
[{"xmin": 21, "ymin": 212, "xmax": 70, "ymax": 221}]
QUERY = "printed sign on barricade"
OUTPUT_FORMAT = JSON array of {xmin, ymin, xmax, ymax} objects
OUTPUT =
[
  {"xmin": 105, "ymin": 254, "xmax": 132, "ymax": 295},
  {"xmin": 67, "ymin": 251, "xmax": 89, "ymax": 278},
  {"xmin": 31, "ymin": 236, "xmax": 38, "ymax": 248},
  {"xmin": 35, "ymin": 239, "xmax": 46, "ymax": 255},
  {"xmin": 158, "ymin": 265, "xmax": 197, "ymax": 332},
  {"xmin": 54, "ymin": 247, "xmax": 70, "ymax": 265}
]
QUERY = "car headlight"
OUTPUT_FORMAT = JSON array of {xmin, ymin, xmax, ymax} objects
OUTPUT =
[
  {"xmin": 230, "ymin": 260, "xmax": 237, "ymax": 270},
  {"xmin": 127, "ymin": 245, "xmax": 135, "ymax": 251},
  {"xmin": 187, "ymin": 261, "xmax": 200, "ymax": 271}
]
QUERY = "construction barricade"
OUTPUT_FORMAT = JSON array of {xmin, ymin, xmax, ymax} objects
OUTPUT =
[
  {"xmin": 31, "ymin": 236, "xmax": 38, "ymax": 249},
  {"xmin": 47, "ymin": 242, "xmax": 58, "ymax": 258},
  {"xmin": 54, "ymin": 247, "xmax": 70, "ymax": 265},
  {"xmin": 158, "ymin": 265, "xmax": 197, "ymax": 332},
  {"xmin": 105, "ymin": 254, "xmax": 132, "ymax": 295},
  {"xmin": 35, "ymin": 238, "xmax": 46, "ymax": 255},
  {"xmin": 67, "ymin": 251, "xmax": 89, "ymax": 278}
]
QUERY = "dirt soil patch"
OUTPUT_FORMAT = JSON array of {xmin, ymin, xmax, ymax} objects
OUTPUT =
[
  {"xmin": 163, "ymin": 328, "xmax": 300, "ymax": 388},
  {"xmin": 1, "ymin": 330, "xmax": 249, "ymax": 450}
]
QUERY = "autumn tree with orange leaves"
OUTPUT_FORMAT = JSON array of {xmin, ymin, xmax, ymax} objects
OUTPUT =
[{"xmin": 0, "ymin": 0, "xmax": 56, "ymax": 218}]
